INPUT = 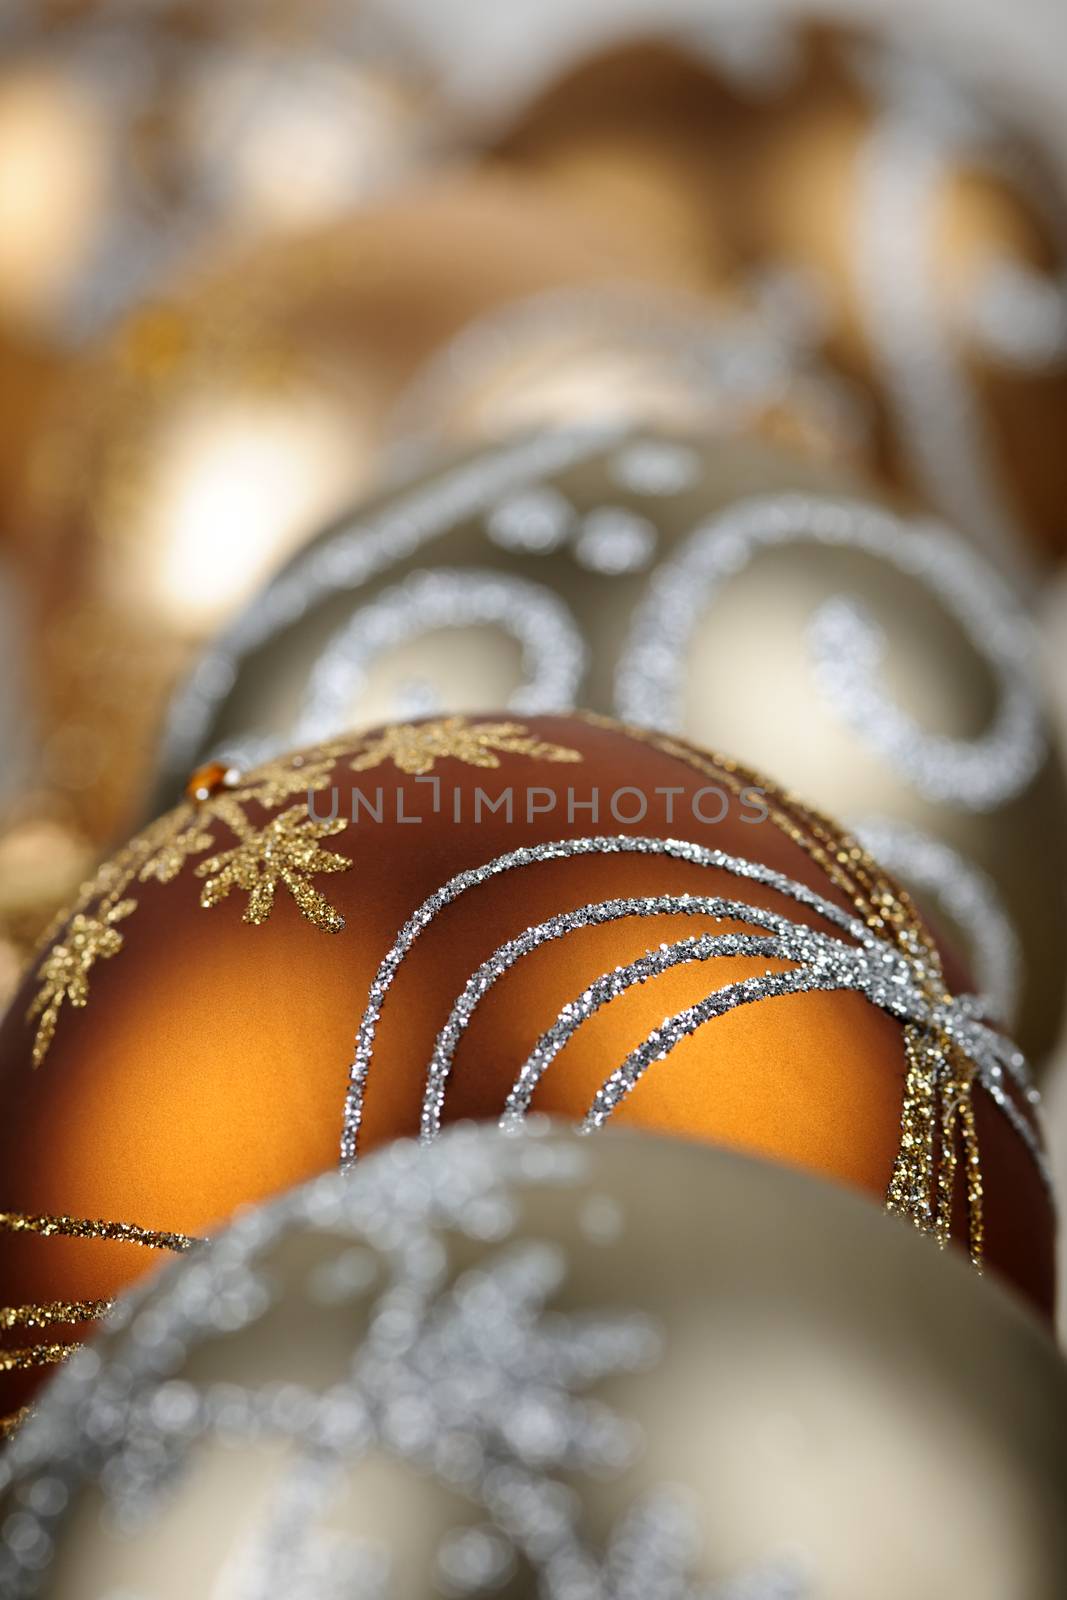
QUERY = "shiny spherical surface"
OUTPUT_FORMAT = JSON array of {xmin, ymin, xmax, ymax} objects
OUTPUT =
[
  {"xmin": 14, "ymin": 175, "xmax": 751, "ymax": 843},
  {"xmin": 1, "ymin": 1125, "xmax": 1065, "ymax": 1600},
  {"xmin": 0, "ymin": 716, "xmax": 1053, "ymax": 1424},
  {"xmin": 155, "ymin": 427, "xmax": 1067, "ymax": 1068}
]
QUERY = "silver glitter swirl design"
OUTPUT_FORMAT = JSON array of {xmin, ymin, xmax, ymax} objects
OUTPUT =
[
  {"xmin": 615, "ymin": 493, "xmax": 1043, "ymax": 811},
  {"xmin": 341, "ymin": 834, "xmax": 1046, "ymax": 1189},
  {"xmin": 854, "ymin": 816, "xmax": 1022, "ymax": 1029},
  {"xmin": 155, "ymin": 425, "xmax": 623, "ymax": 791},
  {"xmin": 293, "ymin": 569, "xmax": 588, "ymax": 746},
  {"xmin": 0, "ymin": 1126, "xmax": 805, "ymax": 1600}
]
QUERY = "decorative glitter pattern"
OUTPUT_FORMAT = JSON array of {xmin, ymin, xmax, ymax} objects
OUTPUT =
[
  {"xmin": 616, "ymin": 493, "xmax": 1043, "ymax": 811},
  {"xmin": 486, "ymin": 486, "xmax": 573, "ymax": 552},
  {"xmin": 854, "ymin": 816, "xmax": 1021, "ymax": 1028},
  {"xmin": 24, "ymin": 746, "xmax": 357, "ymax": 1064},
  {"xmin": 341, "ymin": 830, "xmax": 1048, "ymax": 1268},
  {"xmin": 347, "ymin": 716, "xmax": 583, "ymax": 777},
  {"xmin": 26, "ymin": 902, "xmax": 136, "ymax": 1069},
  {"xmin": 0, "ymin": 1214, "xmax": 195, "ymax": 1438},
  {"xmin": 294, "ymin": 571, "xmax": 587, "ymax": 746},
  {"xmin": 0, "ymin": 1346, "xmax": 72, "ymax": 1376},
  {"xmin": 0, "ymin": 1213, "xmax": 197, "ymax": 1253},
  {"xmin": 0, "ymin": 1126, "xmax": 805, "ymax": 1600},
  {"xmin": 0, "ymin": 1302, "xmax": 111, "ymax": 1332},
  {"xmin": 422, "ymin": 892, "xmax": 795, "ymax": 1142},
  {"xmin": 195, "ymin": 805, "xmax": 351, "ymax": 931},
  {"xmin": 608, "ymin": 438, "xmax": 702, "ymax": 497},
  {"xmin": 157, "ymin": 428, "xmax": 624, "ymax": 784}
]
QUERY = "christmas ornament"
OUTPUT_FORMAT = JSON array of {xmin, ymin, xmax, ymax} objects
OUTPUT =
[
  {"xmin": 387, "ymin": 280, "xmax": 861, "ymax": 471},
  {"xmin": 0, "ymin": 714, "xmax": 1053, "ymax": 1425},
  {"xmin": 0, "ymin": 0, "xmax": 433, "ymax": 345},
  {"xmin": 154, "ymin": 426, "xmax": 1067, "ymax": 1066},
  {"xmin": 487, "ymin": 20, "xmax": 1067, "ymax": 579},
  {"xmin": 11, "ymin": 176, "xmax": 826, "ymax": 844},
  {"xmin": 2, "ymin": 1125, "xmax": 1065, "ymax": 1598}
]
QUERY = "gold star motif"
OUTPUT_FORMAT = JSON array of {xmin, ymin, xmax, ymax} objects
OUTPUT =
[
  {"xmin": 195, "ymin": 807, "xmax": 352, "ymax": 932},
  {"xmin": 230, "ymin": 750, "xmax": 342, "ymax": 808},
  {"xmin": 26, "ymin": 901, "xmax": 136, "ymax": 1068},
  {"xmin": 138, "ymin": 816, "xmax": 216, "ymax": 884},
  {"xmin": 349, "ymin": 717, "xmax": 583, "ymax": 776}
]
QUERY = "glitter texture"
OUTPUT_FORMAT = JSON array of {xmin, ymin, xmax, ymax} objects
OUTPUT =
[
  {"xmin": 294, "ymin": 570, "xmax": 587, "ymax": 745},
  {"xmin": 157, "ymin": 428, "xmax": 624, "ymax": 783},
  {"xmin": 347, "ymin": 716, "xmax": 583, "ymax": 777},
  {"xmin": 341, "ymin": 826, "xmax": 1048, "ymax": 1272},
  {"xmin": 23, "ymin": 746, "xmax": 357, "ymax": 1064},
  {"xmin": 854, "ymin": 816, "xmax": 1021, "ymax": 1028},
  {"xmin": 615, "ymin": 493, "xmax": 1043, "ymax": 810},
  {"xmin": 0, "ymin": 1126, "xmax": 804, "ymax": 1600}
]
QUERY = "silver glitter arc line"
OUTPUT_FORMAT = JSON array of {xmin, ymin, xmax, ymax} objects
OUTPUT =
[
  {"xmin": 342, "ymin": 833, "xmax": 871, "ymax": 1165},
  {"xmin": 342, "ymin": 834, "xmax": 1046, "ymax": 1191},
  {"xmin": 615, "ymin": 493, "xmax": 1043, "ymax": 811},
  {"xmin": 422, "ymin": 892, "xmax": 838, "ymax": 1143}
]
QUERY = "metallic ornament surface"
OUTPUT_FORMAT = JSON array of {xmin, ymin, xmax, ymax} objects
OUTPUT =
[
  {"xmin": 155, "ymin": 427, "xmax": 1067, "ymax": 1066},
  {"xmin": 1, "ymin": 1125, "xmax": 1065, "ymax": 1599},
  {"xmin": 13, "ymin": 180, "xmax": 838, "ymax": 845},
  {"xmin": 0, "ymin": 715, "xmax": 1053, "ymax": 1427},
  {"xmin": 487, "ymin": 20, "xmax": 1067, "ymax": 575}
]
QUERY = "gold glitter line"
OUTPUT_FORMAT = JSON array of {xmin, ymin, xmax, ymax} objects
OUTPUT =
[
  {"xmin": 580, "ymin": 714, "xmax": 994, "ymax": 1269},
  {"xmin": 0, "ymin": 1344, "xmax": 72, "ymax": 1374},
  {"xmin": 0, "ymin": 1405, "xmax": 32, "ymax": 1440},
  {"xmin": 0, "ymin": 1211, "xmax": 199, "ymax": 1252},
  {"xmin": 0, "ymin": 1299, "xmax": 112, "ymax": 1330}
]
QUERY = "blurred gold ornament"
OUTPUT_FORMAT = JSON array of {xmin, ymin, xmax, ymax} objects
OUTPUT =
[
  {"xmin": 1, "ymin": 1125, "xmax": 1065, "ymax": 1598},
  {"xmin": 0, "ymin": 0, "xmax": 435, "ymax": 345},
  {"xmin": 154, "ymin": 426, "xmax": 1067, "ymax": 1066},
  {"xmin": 15, "ymin": 174, "xmax": 846, "ymax": 843},
  {"xmin": 0, "ymin": 809, "xmax": 96, "ymax": 1016},
  {"xmin": 489, "ymin": 21, "xmax": 1067, "ymax": 577}
]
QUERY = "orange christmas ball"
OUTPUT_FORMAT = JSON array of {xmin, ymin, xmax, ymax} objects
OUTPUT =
[{"xmin": 0, "ymin": 715, "xmax": 1053, "ymax": 1425}]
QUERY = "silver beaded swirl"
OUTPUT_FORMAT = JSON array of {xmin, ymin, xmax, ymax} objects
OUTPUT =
[
  {"xmin": 155, "ymin": 426, "xmax": 623, "ymax": 788},
  {"xmin": 293, "ymin": 569, "xmax": 588, "ymax": 746},
  {"xmin": 615, "ymin": 493, "xmax": 1044, "ymax": 811}
]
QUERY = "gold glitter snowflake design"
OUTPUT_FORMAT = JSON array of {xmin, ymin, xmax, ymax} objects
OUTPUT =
[
  {"xmin": 348, "ymin": 716, "xmax": 583, "ymax": 776},
  {"xmin": 26, "ymin": 901, "xmax": 135, "ymax": 1069},
  {"xmin": 25, "ymin": 748, "xmax": 355, "ymax": 1067},
  {"xmin": 196, "ymin": 807, "xmax": 350, "ymax": 930}
]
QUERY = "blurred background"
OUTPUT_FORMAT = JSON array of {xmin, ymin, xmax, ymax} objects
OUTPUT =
[{"xmin": 2, "ymin": 0, "xmax": 1067, "ymax": 1325}]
